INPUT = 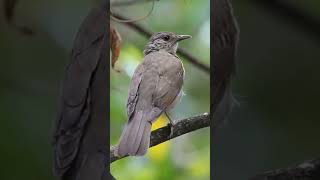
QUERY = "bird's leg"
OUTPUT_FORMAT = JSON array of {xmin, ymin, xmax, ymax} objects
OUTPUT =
[{"xmin": 165, "ymin": 111, "xmax": 175, "ymax": 138}]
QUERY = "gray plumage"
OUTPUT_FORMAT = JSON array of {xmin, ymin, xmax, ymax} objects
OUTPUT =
[{"xmin": 116, "ymin": 32, "xmax": 191, "ymax": 157}]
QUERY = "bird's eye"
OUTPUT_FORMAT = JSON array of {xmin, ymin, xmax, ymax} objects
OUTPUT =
[{"xmin": 163, "ymin": 35, "xmax": 170, "ymax": 41}]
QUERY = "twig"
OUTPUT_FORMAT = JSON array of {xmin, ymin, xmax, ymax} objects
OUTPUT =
[
  {"xmin": 250, "ymin": 158, "xmax": 320, "ymax": 180},
  {"xmin": 110, "ymin": 113, "xmax": 210, "ymax": 163},
  {"xmin": 111, "ymin": 0, "xmax": 158, "ymax": 7},
  {"xmin": 110, "ymin": 0, "xmax": 155, "ymax": 22},
  {"xmin": 112, "ymin": 13, "xmax": 210, "ymax": 74}
]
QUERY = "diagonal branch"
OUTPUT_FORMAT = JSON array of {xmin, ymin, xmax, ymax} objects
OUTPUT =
[
  {"xmin": 111, "ymin": 13, "xmax": 210, "ymax": 74},
  {"xmin": 250, "ymin": 158, "xmax": 320, "ymax": 180},
  {"xmin": 110, "ymin": 113, "xmax": 210, "ymax": 163},
  {"xmin": 111, "ymin": 0, "xmax": 158, "ymax": 7}
]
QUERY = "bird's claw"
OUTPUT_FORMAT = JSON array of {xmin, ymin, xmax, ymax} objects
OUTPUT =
[{"xmin": 168, "ymin": 121, "xmax": 176, "ymax": 138}]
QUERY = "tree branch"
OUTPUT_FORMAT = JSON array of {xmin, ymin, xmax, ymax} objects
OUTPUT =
[
  {"xmin": 111, "ymin": 0, "xmax": 158, "ymax": 7},
  {"xmin": 250, "ymin": 158, "xmax": 320, "ymax": 180},
  {"xmin": 111, "ymin": 13, "xmax": 210, "ymax": 74},
  {"xmin": 110, "ymin": 113, "xmax": 210, "ymax": 163}
]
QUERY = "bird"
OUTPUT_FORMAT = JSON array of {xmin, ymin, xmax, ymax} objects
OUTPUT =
[{"xmin": 115, "ymin": 31, "xmax": 192, "ymax": 157}]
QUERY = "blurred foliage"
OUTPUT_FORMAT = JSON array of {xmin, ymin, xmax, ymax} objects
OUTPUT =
[
  {"xmin": 0, "ymin": 0, "xmax": 209, "ymax": 180},
  {"xmin": 2, "ymin": 0, "xmax": 318, "ymax": 180},
  {"xmin": 214, "ymin": 1, "xmax": 320, "ymax": 180},
  {"xmin": 289, "ymin": 0, "xmax": 320, "ymax": 17},
  {"xmin": 0, "ymin": 0, "xmax": 99, "ymax": 179},
  {"xmin": 110, "ymin": 0, "xmax": 210, "ymax": 180}
]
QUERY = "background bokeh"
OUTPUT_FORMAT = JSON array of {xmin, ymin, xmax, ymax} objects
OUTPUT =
[
  {"xmin": 214, "ymin": 0, "xmax": 320, "ymax": 179},
  {"xmin": 4, "ymin": 0, "xmax": 317, "ymax": 179},
  {"xmin": 110, "ymin": 1, "xmax": 210, "ymax": 180},
  {"xmin": 0, "ymin": 0, "xmax": 210, "ymax": 180},
  {"xmin": 0, "ymin": 0, "xmax": 100, "ymax": 179}
]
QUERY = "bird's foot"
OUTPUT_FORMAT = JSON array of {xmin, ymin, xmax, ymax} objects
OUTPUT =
[
  {"xmin": 165, "ymin": 111, "xmax": 175, "ymax": 138},
  {"xmin": 168, "ymin": 121, "xmax": 176, "ymax": 138}
]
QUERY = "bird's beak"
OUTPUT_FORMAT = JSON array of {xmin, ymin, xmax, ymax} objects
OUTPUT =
[{"xmin": 176, "ymin": 35, "xmax": 192, "ymax": 41}]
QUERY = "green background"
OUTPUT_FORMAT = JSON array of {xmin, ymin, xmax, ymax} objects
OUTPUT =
[
  {"xmin": 0, "ymin": 0, "xmax": 210, "ymax": 180},
  {"xmin": 1, "ymin": 0, "xmax": 319, "ymax": 180},
  {"xmin": 110, "ymin": 0, "xmax": 210, "ymax": 180}
]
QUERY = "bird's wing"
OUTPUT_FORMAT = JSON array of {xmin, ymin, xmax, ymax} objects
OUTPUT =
[
  {"xmin": 52, "ymin": 5, "xmax": 106, "ymax": 176},
  {"xmin": 126, "ymin": 63, "xmax": 145, "ymax": 120},
  {"xmin": 126, "ymin": 60, "xmax": 160, "ymax": 122}
]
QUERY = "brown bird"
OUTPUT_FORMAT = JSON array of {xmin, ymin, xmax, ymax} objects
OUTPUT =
[{"xmin": 116, "ymin": 32, "xmax": 191, "ymax": 157}]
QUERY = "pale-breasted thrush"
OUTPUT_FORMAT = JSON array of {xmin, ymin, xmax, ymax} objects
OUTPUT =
[{"xmin": 116, "ymin": 32, "xmax": 191, "ymax": 157}]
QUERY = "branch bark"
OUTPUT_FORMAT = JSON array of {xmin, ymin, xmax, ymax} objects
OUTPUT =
[
  {"xmin": 250, "ymin": 158, "xmax": 320, "ymax": 180},
  {"xmin": 110, "ymin": 113, "xmax": 210, "ymax": 163},
  {"xmin": 111, "ymin": 13, "xmax": 210, "ymax": 74}
]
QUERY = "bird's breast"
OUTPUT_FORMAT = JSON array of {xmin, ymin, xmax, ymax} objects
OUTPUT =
[{"xmin": 167, "ymin": 89, "xmax": 184, "ymax": 110}]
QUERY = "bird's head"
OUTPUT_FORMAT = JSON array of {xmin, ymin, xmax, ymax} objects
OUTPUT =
[{"xmin": 144, "ymin": 32, "xmax": 192, "ymax": 56}]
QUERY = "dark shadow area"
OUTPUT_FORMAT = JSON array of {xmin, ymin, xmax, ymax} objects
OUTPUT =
[{"xmin": 214, "ymin": 0, "xmax": 320, "ymax": 179}]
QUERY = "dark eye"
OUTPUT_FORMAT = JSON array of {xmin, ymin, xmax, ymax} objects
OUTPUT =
[{"xmin": 163, "ymin": 35, "xmax": 170, "ymax": 41}]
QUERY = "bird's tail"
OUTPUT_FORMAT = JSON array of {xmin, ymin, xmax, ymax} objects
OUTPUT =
[{"xmin": 116, "ymin": 111, "xmax": 152, "ymax": 157}]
